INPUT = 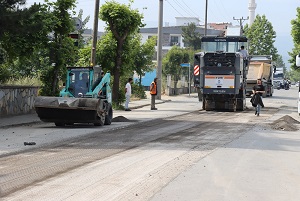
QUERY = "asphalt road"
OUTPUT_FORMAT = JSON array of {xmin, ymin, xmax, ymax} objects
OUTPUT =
[{"xmin": 1, "ymin": 87, "xmax": 299, "ymax": 200}]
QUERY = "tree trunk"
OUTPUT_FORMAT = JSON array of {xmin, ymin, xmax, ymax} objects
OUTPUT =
[
  {"xmin": 112, "ymin": 39, "xmax": 124, "ymax": 104},
  {"xmin": 52, "ymin": 66, "xmax": 59, "ymax": 96}
]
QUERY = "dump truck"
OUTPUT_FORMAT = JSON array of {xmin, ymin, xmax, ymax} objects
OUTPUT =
[
  {"xmin": 34, "ymin": 66, "xmax": 113, "ymax": 126},
  {"xmin": 194, "ymin": 36, "xmax": 249, "ymax": 111},
  {"xmin": 246, "ymin": 55, "xmax": 274, "ymax": 97}
]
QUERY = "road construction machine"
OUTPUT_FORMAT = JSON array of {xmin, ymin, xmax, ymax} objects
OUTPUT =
[
  {"xmin": 246, "ymin": 55, "xmax": 274, "ymax": 97},
  {"xmin": 34, "ymin": 66, "xmax": 113, "ymax": 126},
  {"xmin": 194, "ymin": 36, "xmax": 249, "ymax": 111}
]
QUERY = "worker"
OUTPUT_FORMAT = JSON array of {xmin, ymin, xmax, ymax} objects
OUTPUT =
[
  {"xmin": 125, "ymin": 78, "xmax": 133, "ymax": 111},
  {"xmin": 252, "ymin": 78, "xmax": 265, "ymax": 116},
  {"xmin": 239, "ymin": 46, "xmax": 248, "ymax": 67},
  {"xmin": 150, "ymin": 77, "xmax": 158, "ymax": 110},
  {"xmin": 76, "ymin": 73, "xmax": 89, "ymax": 88},
  {"xmin": 239, "ymin": 46, "xmax": 248, "ymax": 59}
]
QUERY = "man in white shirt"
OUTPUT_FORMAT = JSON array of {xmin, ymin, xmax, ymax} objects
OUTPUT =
[
  {"xmin": 239, "ymin": 46, "xmax": 248, "ymax": 59},
  {"xmin": 125, "ymin": 78, "xmax": 133, "ymax": 111}
]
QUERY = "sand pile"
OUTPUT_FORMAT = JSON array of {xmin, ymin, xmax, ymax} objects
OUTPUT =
[{"xmin": 270, "ymin": 115, "xmax": 300, "ymax": 131}]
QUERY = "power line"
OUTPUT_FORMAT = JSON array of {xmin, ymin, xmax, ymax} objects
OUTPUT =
[
  {"xmin": 165, "ymin": 0, "xmax": 186, "ymax": 18},
  {"xmin": 180, "ymin": 0, "xmax": 203, "ymax": 21},
  {"xmin": 166, "ymin": 0, "xmax": 197, "ymax": 25},
  {"xmin": 213, "ymin": 0, "xmax": 231, "ymax": 22}
]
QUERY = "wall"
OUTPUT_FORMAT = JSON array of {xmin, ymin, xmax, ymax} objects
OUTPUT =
[{"xmin": 0, "ymin": 86, "xmax": 39, "ymax": 117}]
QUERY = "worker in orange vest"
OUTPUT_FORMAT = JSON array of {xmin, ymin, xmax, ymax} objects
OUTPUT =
[{"xmin": 150, "ymin": 77, "xmax": 158, "ymax": 110}]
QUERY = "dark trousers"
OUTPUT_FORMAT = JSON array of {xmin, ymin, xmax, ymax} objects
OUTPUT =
[{"xmin": 151, "ymin": 94, "xmax": 156, "ymax": 109}]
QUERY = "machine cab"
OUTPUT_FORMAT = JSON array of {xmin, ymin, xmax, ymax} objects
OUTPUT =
[
  {"xmin": 201, "ymin": 36, "xmax": 248, "ymax": 55},
  {"xmin": 66, "ymin": 67, "xmax": 93, "ymax": 98}
]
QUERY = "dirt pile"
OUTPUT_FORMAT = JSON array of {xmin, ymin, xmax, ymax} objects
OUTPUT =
[
  {"xmin": 112, "ymin": 116, "xmax": 132, "ymax": 122},
  {"xmin": 270, "ymin": 115, "xmax": 300, "ymax": 131}
]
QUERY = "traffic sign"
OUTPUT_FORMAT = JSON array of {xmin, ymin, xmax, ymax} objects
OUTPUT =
[
  {"xmin": 180, "ymin": 63, "xmax": 190, "ymax": 67},
  {"xmin": 194, "ymin": 65, "xmax": 200, "ymax": 75}
]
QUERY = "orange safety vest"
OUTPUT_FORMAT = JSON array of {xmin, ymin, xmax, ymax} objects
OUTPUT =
[{"xmin": 150, "ymin": 81, "xmax": 157, "ymax": 95}]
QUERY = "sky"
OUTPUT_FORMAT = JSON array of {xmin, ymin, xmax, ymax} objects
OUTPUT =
[{"xmin": 25, "ymin": 0, "xmax": 299, "ymax": 67}]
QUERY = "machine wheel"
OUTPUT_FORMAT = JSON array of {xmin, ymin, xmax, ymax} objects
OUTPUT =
[
  {"xmin": 104, "ymin": 104, "xmax": 113, "ymax": 125},
  {"xmin": 228, "ymin": 101, "xmax": 237, "ymax": 112},
  {"xmin": 94, "ymin": 115, "xmax": 105, "ymax": 126},
  {"xmin": 55, "ymin": 122, "xmax": 65, "ymax": 127},
  {"xmin": 202, "ymin": 97, "xmax": 206, "ymax": 110}
]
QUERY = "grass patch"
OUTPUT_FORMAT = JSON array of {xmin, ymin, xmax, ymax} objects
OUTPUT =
[{"xmin": 4, "ymin": 76, "xmax": 41, "ymax": 86}]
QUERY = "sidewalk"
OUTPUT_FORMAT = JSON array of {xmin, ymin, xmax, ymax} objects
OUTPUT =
[{"xmin": 0, "ymin": 93, "xmax": 197, "ymax": 128}]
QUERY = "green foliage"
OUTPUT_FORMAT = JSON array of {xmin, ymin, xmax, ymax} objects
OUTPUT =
[
  {"xmin": 99, "ymin": 0, "xmax": 144, "ymax": 105},
  {"xmin": 244, "ymin": 15, "xmax": 278, "ymax": 60},
  {"xmin": 132, "ymin": 81, "xmax": 146, "ymax": 99},
  {"xmin": 289, "ymin": 7, "xmax": 300, "ymax": 71},
  {"xmin": 0, "ymin": 64, "xmax": 11, "ymax": 84},
  {"xmin": 38, "ymin": 0, "xmax": 77, "ymax": 96},
  {"xmin": 181, "ymin": 23, "xmax": 202, "ymax": 50},
  {"xmin": 163, "ymin": 46, "xmax": 191, "ymax": 81},
  {"xmin": 273, "ymin": 55, "xmax": 287, "ymax": 74},
  {"xmin": 287, "ymin": 69, "xmax": 300, "ymax": 82},
  {"xmin": 132, "ymin": 35, "xmax": 156, "ymax": 83},
  {"xmin": 77, "ymin": 9, "xmax": 90, "ymax": 48}
]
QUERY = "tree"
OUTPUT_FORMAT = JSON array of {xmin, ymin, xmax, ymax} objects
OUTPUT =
[
  {"xmin": 273, "ymin": 55, "xmax": 287, "ymax": 75},
  {"xmin": 131, "ymin": 35, "xmax": 156, "ymax": 84},
  {"xmin": 163, "ymin": 46, "xmax": 191, "ymax": 92},
  {"xmin": 289, "ymin": 7, "xmax": 300, "ymax": 71},
  {"xmin": 100, "ymin": 1, "xmax": 144, "ymax": 103},
  {"xmin": 0, "ymin": 2, "xmax": 53, "ymax": 81},
  {"xmin": 244, "ymin": 15, "xmax": 278, "ymax": 60},
  {"xmin": 181, "ymin": 23, "xmax": 201, "ymax": 50},
  {"xmin": 77, "ymin": 9, "xmax": 90, "ymax": 48},
  {"xmin": 39, "ymin": 0, "xmax": 77, "ymax": 96}
]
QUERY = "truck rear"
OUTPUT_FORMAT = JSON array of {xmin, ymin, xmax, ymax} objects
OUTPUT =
[
  {"xmin": 194, "ymin": 36, "xmax": 248, "ymax": 111},
  {"xmin": 246, "ymin": 55, "xmax": 273, "ymax": 97}
]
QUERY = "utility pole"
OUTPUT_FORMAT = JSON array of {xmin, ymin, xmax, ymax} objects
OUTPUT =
[
  {"xmin": 204, "ymin": 0, "xmax": 208, "ymax": 36},
  {"xmin": 156, "ymin": 0, "xmax": 163, "ymax": 100},
  {"xmin": 90, "ymin": 0, "xmax": 100, "ymax": 66},
  {"xmin": 233, "ymin": 16, "xmax": 249, "ymax": 36}
]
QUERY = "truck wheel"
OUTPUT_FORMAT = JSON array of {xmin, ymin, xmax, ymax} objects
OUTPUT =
[
  {"xmin": 104, "ymin": 104, "xmax": 113, "ymax": 125},
  {"xmin": 202, "ymin": 98, "xmax": 206, "ymax": 110},
  {"xmin": 55, "ymin": 122, "xmax": 65, "ymax": 127}
]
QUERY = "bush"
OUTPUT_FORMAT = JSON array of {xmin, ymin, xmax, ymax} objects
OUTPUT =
[
  {"xmin": 112, "ymin": 88, "xmax": 125, "ymax": 110},
  {"xmin": 131, "ymin": 81, "xmax": 146, "ymax": 99},
  {"xmin": 0, "ymin": 65, "xmax": 11, "ymax": 84}
]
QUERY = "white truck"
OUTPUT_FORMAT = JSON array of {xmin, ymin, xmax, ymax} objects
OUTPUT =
[{"xmin": 273, "ymin": 67, "xmax": 284, "ymax": 89}]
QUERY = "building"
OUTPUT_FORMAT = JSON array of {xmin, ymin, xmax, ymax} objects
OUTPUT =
[{"xmin": 139, "ymin": 25, "xmax": 223, "ymax": 58}]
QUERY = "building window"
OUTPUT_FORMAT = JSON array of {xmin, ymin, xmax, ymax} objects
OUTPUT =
[{"xmin": 170, "ymin": 36, "xmax": 179, "ymax": 46}]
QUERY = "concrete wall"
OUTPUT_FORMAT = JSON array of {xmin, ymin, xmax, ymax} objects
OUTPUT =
[{"xmin": 0, "ymin": 86, "xmax": 39, "ymax": 117}]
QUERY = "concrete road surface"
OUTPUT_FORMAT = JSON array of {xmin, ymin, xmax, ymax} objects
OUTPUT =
[{"xmin": 1, "ymin": 87, "xmax": 300, "ymax": 201}]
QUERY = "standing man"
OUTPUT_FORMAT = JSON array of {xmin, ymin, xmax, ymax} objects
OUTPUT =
[
  {"xmin": 239, "ymin": 45, "xmax": 248, "ymax": 59},
  {"xmin": 125, "ymin": 78, "xmax": 133, "ymax": 111},
  {"xmin": 252, "ymin": 78, "xmax": 265, "ymax": 116},
  {"xmin": 150, "ymin": 78, "xmax": 158, "ymax": 110}
]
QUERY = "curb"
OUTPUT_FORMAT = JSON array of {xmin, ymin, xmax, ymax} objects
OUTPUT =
[{"xmin": 129, "ymin": 99, "xmax": 171, "ymax": 109}]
